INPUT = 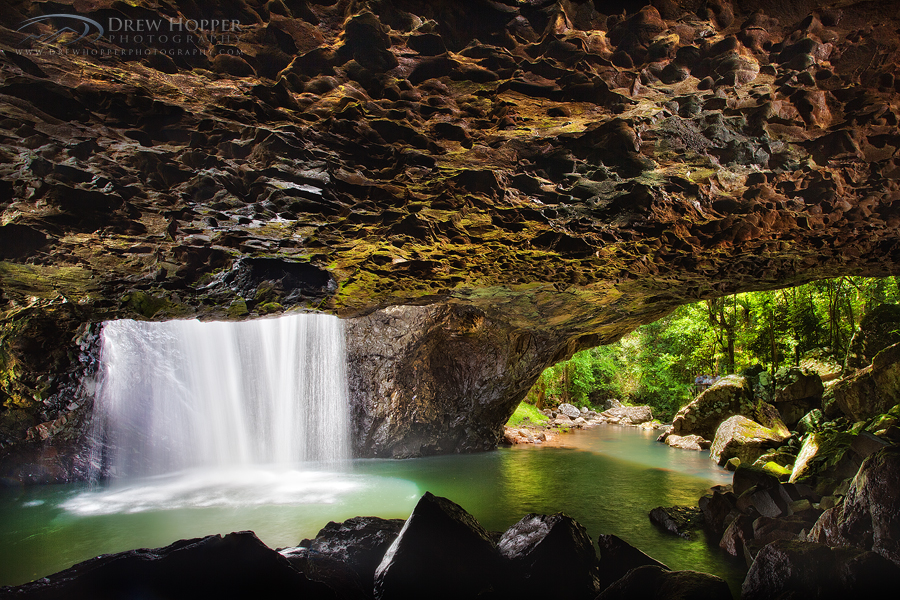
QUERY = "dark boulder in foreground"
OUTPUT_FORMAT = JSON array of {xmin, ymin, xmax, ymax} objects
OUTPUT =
[
  {"xmin": 596, "ymin": 565, "xmax": 731, "ymax": 600},
  {"xmin": 806, "ymin": 446, "xmax": 900, "ymax": 566},
  {"xmin": 0, "ymin": 531, "xmax": 337, "ymax": 600},
  {"xmin": 596, "ymin": 533, "xmax": 669, "ymax": 590},
  {"xmin": 841, "ymin": 447, "xmax": 900, "ymax": 565},
  {"xmin": 1, "ymin": 492, "xmax": 744, "ymax": 600},
  {"xmin": 742, "ymin": 540, "xmax": 900, "ymax": 600},
  {"xmin": 281, "ymin": 516, "xmax": 406, "ymax": 600},
  {"xmin": 373, "ymin": 492, "xmax": 497, "ymax": 600},
  {"xmin": 498, "ymin": 513, "xmax": 600, "ymax": 600}
]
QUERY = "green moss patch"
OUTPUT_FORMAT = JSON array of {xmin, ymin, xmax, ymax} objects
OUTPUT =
[{"xmin": 506, "ymin": 402, "xmax": 549, "ymax": 428}]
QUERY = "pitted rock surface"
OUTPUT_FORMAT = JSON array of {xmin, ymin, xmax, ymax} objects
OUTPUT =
[{"xmin": 3, "ymin": 0, "xmax": 900, "ymax": 464}]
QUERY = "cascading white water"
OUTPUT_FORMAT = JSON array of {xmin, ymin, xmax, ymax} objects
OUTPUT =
[{"xmin": 89, "ymin": 313, "xmax": 350, "ymax": 478}]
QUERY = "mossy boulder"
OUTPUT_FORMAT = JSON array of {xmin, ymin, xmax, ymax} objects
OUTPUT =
[
  {"xmin": 753, "ymin": 451, "xmax": 796, "ymax": 470},
  {"xmin": 864, "ymin": 404, "xmax": 900, "ymax": 439},
  {"xmin": 671, "ymin": 375, "xmax": 788, "ymax": 442},
  {"xmin": 788, "ymin": 430, "xmax": 860, "ymax": 484},
  {"xmin": 773, "ymin": 367, "xmax": 824, "ymax": 429},
  {"xmin": 797, "ymin": 409, "xmax": 825, "ymax": 436},
  {"xmin": 833, "ymin": 343, "xmax": 900, "ymax": 421},
  {"xmin": 709, "ymin": 415, "xmax": 791, "ymax": 467},
  {"xmin": 845, "ymin": 304, "xmax": 900, "ymax": 371}
]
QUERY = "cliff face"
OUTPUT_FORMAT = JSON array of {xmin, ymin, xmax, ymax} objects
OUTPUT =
[{"xmin": 2, "ymin": 0, "xmax": 900, "ymax": 470}]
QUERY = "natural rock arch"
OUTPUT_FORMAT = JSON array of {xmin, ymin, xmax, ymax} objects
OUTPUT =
[{"xmin": 2, "ymin": 0, "xmax": 900, "ymax": 475}]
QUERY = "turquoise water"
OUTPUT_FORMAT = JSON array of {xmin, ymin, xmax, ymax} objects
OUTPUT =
[{"xmin": 0, "ymin": 424, "xmax": 744, "ymax": 594}]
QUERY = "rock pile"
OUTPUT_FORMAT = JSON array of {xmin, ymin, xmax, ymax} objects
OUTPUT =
[
  {"xmin": 1, "ymin": 492, "xmax": 733, "ymax": 600},
  {"xmin": 502, "ymin": 402, "xmax": 659, "ymax": 445}
]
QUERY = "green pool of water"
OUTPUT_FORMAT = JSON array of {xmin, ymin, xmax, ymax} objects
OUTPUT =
[{"xmin": 0, "ymin": 424, "xmax": 745, "ymax": 594}]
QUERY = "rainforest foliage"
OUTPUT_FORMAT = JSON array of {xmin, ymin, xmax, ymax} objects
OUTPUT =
[{"xmin": 526, "ymin": 277, "xmax": 900, "ymax": 420}]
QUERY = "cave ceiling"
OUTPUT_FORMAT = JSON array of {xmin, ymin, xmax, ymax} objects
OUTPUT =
[{"xmin": 1, "ymin": 0, "xmax": 900, "ymax": 342}]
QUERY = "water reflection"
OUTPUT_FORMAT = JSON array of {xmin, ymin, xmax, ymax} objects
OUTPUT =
[{"xmin": 0, "ymin": 425, "xmax": 743, "ymax": 594}]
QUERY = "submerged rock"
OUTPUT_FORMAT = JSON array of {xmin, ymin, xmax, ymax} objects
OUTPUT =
[
  {"xmin": 649, "ymin": 505, "xmax": 704, "ymax": 539},
  {"xmin": 664, "ymin": 434, "xmax": 711, "ymax": 450}
]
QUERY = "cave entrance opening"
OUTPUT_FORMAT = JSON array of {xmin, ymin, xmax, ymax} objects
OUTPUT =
[{"xmin": 520, "ymin": 275, "xmax": 900, "ymax": 423}]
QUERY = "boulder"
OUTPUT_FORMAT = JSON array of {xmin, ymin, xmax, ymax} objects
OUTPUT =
[
  {"xmin": 798, "ymin": 353, "xmax": 843, "ymax": 383},
  {"xmin": 840, "ymin": 447, "xmax": 900, "ymax": 566},
  {"xmin": 845, "ymin": 303, "xmax": 900, "ymax": 371},
  {"xmin": 670, "ymin": 375, "xmax": 787, "ymax": 441},
  {"xmin": 864, "ymin": 403, "xmax": 900, "ymax": 437},
  {"xmin": 282, "ymin": 516, "xmax": 405, "ymax": 600},
  {"xmin": 850, "ymin": 430, "xmax": 891, "ymax": 459},
  {"xmin": 649, "ymin": 506, "xmax": 703, "ymax": 539},
  {"xmin": 1, "ymin": 531, "xmax": 337, "ymax": 600},
  {"xmin": 742, "ymin": 540, "xmax": 900, "ymax": 600},
  {"xmin": 670, "ymin": 375, "xmax": 753, "ymax": 439},
  {"xmin": 733, "ymin": 463, "xmax": 783, "ymax": 495},
  {"xmin": 788, "ymin": 430, "xmax": 860, "ymax": 484},
  {"xmin": 709, "ymin": 415, "xmax": 790, "ymax": 467},
  {"xmin": 719, "ymin": 514, "xmax": 755, "ymax": 557},
  {"xmin": 743, "ymin": 486, "xmax": 790, "ymax": 519},
  {"xmin": 664, "ymin": 434, "xmax": 711, "ymax": 450},
  {"xmin": 600, "ymin": 405, "xmax": 653, "ymax": 425},
  {"xmin": 834, "ymin": 343, "xmax": 900, "ymax": 421},
  {"xmin": 596, "ymin": 565, "xmax": 731, "ymax": 600},
  {"xmin": 773, "ymin": 367, "xmax": 824, "ymax": 428},
  {"xmin": 373, "ymin": 492, "xmax": 497, "ymax": 600},
  {"xmin": 743, "ymin": 364, "xmax": 774, "ymax": 404},
  {"xmin": 699, "ymin": 486, "xmax": 738, "ymax": 536},
  {"xmin": 751, "ymin": 452, "xmax": 796, "ymax": 481},
  {"xmin": 805, "ymin": 504, "xmax": 857, "ymax": 548},
  {"xmin": 603, "ymin": 398, "xmax": 624, "ymax": 410},
  {"xmin": 558, "ymin": 403, "xmax": 582, "ymax": 419},
  {"xmin": 596, "ymin": 534, "xmax": 669, "ymax": 590},
  {"xmin": 797, "ymin": 409, "xmax": 825, "ymax": 435},
  {"xmin": 498, "ymin": 513, "xmax": 600, "ymax": 600},
  {"xmin": 749, "ymin": 515, "xmax": 819, "ymax": 564}
]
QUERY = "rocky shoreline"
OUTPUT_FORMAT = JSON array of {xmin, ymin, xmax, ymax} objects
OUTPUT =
[
  {"xmin": 5, "ymin": 454, "xmax": 900, "ymax": 600},
  {"xmin": 2, "ymin": 492, "xmax": 733, "ymax": 600},
  {"xmin": 502, "ymin": 400, "xmax": 664, "ymax": 445}
]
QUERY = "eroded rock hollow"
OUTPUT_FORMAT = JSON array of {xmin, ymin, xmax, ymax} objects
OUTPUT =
[{"xmin": 2, "ymin": 0, "xmax": 900, "ymax": 474}]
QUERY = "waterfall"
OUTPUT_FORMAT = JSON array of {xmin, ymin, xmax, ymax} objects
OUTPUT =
[{"xmin": 89, "ymin": 313, "xmax": 350, "ymax": 479}]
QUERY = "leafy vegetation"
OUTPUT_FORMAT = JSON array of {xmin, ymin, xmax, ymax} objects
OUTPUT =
[
  {"xmin": 525, "ymin": 276, "xmax": 900, "ymax": 421},
  {"xmin": 506, "ymin": 401, "xmax": 550, "ymax": 427}
]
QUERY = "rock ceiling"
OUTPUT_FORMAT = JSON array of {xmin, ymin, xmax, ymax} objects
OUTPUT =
[{"xmin": 1, "ymin": 0, "xmax": 900, "ymax": 344}]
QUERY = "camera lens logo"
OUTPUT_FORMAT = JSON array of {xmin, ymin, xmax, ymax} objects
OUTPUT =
[{"xmin": 17, "ymin": 14, "xmax": 105, "ymax": 46}]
